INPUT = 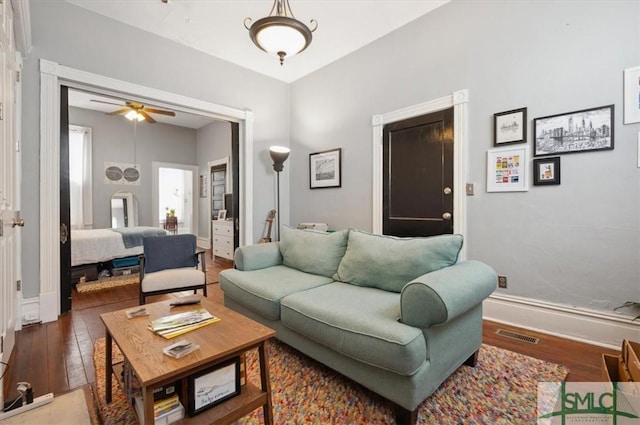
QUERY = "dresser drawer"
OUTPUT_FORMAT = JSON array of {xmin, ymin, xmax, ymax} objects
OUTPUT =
[
  {"xmin": 212, "ymin": 235, "xmax": 233, "ymax": 247},
  {"xmin": 213, "ymin": 221, "xmax": 233, "ymax": 236},
  {"xmin": 213, "ymin": 246, "xmax": 234, "ymax": 260}
]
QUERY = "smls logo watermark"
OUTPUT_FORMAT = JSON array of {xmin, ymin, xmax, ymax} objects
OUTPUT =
[{"xmin": 538, "ymin": 382, "xmax": 640, "ymax": 424}]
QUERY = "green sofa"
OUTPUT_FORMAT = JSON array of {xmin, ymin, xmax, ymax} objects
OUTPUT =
[{"xmin": 219, "ymin": 227, "xmax": 497, "ymax": 424}]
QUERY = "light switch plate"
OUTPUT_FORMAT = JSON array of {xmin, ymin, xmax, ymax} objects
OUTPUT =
[{"xmin": 465, "ymin": 183, "xmax": 474, "ymax": 196}]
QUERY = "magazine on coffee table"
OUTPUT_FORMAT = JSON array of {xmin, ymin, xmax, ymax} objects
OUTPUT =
[{"xmin": 149, "ymin": 308, "xmax": 220, "ymax": 339}]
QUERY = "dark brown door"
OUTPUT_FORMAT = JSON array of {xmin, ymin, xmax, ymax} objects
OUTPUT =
[
  {"xmin": 60, "ymin": 86, "xmax": 72, "ymax": 313},
  {"xmin": 383, "ymin": 108, "xmax": 454, "ymax": 237}
]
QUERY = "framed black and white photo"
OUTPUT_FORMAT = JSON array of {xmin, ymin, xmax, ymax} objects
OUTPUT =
[
  {"xmin": 494, "ymin": 107, "xmax": 527, "ymax": 146},
  {"xmin": 533, "ymin": 157, "xmax": 561, "ymax": 186},
  {"xmin": 533, "ymin": 105, "xmax": 614, "ymax": 156},
  {"xmin": 487, "ymin": 146, "xmax": 529, "ymax": 192},
  {"xmin": 187, "ymin": 357, "xmax": 241, "ymax": 416},
  {"xmin": 310, "ymin": 148, "xmax": 341, "ymax": 189},
  {"xmin": 624, "ymin": 66, "xmax": 640, "ymax": 124},
  {"xmin": 217, "ymin": 209, "xmax": 227, "ymax": 220}
]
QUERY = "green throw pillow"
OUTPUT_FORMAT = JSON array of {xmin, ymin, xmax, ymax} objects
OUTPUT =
[
  {"xmin": 280, "ymin": 226, "xmax": 349, "ymax": 278},
  {"xmin": 334, "ymin": 229, "xmax": 463, "ymax": 292}
]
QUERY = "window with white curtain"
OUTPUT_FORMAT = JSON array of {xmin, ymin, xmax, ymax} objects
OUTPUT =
[{"xmin": 69, "ymin": 125, "xmax": 93, "ymax": 230}]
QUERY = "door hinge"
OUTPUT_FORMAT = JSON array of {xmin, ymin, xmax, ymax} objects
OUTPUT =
[
  {"xmin": 0, "ymin": 217, "xmax": 3, "ymax": 237},
  {"xmin": 16, "ymin": 280, "xmax": 21, "ymax": 291},
  {"xmin": 15, "ymin": 139, "xmax": 20, "ymax": 153},
  {"xmin": 1, "ymin": 336, "xmax": 3, "ymax": 353},
  {"xmin": 16, "ymin": 70, "xmax": 20, "ymax": 83},
  {"xmin": 0, "ymin": 102, "xmax": 3, "ymax": 120}
]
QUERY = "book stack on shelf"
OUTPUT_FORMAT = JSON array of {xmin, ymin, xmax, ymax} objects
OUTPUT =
[
  {"xmin": 134, "ymin": 392, "xmax": 184, "ymax": 425},
  {"xmin": 149, "ymin": 308, "xmax": 221, "ymax": 339}
]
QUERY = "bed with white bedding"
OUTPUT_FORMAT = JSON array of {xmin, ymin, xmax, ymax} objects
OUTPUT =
[{"xmin": 71, "ymin": 227, "xmax": 168, "ymax": 267}]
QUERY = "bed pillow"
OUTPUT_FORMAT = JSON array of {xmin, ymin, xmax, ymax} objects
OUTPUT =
[
  {"xmin": 334, "ymin": 229, "xmax": 463, "ymax": 292},
  {"xmin": 279, "ymin": 226, "xmax": 349, "ymax": 278}
]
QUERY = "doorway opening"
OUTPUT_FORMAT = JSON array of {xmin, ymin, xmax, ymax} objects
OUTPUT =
[{"xmin": 155, "ymin": 163, "xmax": 198, "ymax": 234}]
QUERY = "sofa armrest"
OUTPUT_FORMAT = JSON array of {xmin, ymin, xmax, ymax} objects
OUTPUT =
[
  {"xmin": 400, "ymin": 260, "xmax": 497, "ymax": 328},
  {"xmin": 234, "ymin": 242, "xmax": 283, "ymax": 271}
]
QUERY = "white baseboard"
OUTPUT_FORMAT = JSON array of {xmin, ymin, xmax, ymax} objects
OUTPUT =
[
  {"xmin": 197, "ymin": 237, "xmax": 210, "ymax": 250},
  {"xmin": 483, "ymin": 294, "xmax": 640, "ymax": 350}
]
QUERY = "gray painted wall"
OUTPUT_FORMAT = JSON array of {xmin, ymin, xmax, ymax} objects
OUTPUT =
[
  {"xmin": 290, "ymin": 0, "xmax": 640, "ymax": 312},
  {"xmin": 69, "ymin": 106, "xmax": 198, "ymax": 229},
  {"xmin": 22, "ymin": 0, "xmax": 290, "ymax": 299},
  {"xmin": 197, "ymin": 121, "xmax": 232, "ymax": 238}
]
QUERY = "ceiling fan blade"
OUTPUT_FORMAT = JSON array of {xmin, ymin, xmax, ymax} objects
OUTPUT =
[
  {"xmin": 106, "ymin": 108, "xmax": 131, "ymax": 116},
  {"xmin": 144, "ymin": 108, "xmax": 176, "ymax": 117},
  {"xmin": 139, "ymin": 110, "xmax": 157, "ymax": 123},
  {"xmin": 91, "ymin": 99, "xmax": 126, "ymax": 107}
]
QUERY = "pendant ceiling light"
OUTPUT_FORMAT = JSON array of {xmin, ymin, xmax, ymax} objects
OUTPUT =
[{"xmin": 245, "ymin": 0, "xmax": 317, "ymax": 66}]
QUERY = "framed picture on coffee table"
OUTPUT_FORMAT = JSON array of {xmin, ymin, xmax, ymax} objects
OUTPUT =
[{"xmin": 187, "ymin": 357, "xmax": 241, "ymax": 416}]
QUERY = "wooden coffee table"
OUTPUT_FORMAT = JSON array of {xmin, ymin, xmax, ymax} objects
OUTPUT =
[{"xmin": 100, "ymin": 297, "xmax": 276, "ymax": 425}]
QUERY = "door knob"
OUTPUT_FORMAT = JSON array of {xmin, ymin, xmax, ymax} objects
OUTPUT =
[
  {"xmin": 442, "ymin": 212, "xmax": 452, "ymax": 220},
  {"xmin": 443, "ymin": 187, "xmax": 452, "ymax": 195},
  {"xmin": 12, "ymin": 218, "xmax": 25, "ymax": 227}
]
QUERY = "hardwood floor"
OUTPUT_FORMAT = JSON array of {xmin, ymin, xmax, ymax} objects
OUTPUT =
[{"xmin": 3, "ymin": 255, "xmax": 619, "ymax": 404}]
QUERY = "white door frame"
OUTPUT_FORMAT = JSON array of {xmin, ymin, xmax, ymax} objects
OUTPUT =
[
  {"xmin": 371, "ymin": 89, "xmax": 469, "ymax": 259},
  {"xmin": 39, "ymin": 59, "xmax": 254, "ymax": 323},
  {"xmin": 207, "ymin": 157, "xmax": 231, "ymax": 247}
]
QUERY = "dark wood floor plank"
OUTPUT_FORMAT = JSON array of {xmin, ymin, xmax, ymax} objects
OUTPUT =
[{"xmin": 3, "ymin": 252, "xmax": 621, "ymax": 404}]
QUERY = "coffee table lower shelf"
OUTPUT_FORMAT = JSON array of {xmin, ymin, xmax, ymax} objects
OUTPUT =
[{"xmin": 113, "ymin": 363, "xmax": 267, "ymax": 425}]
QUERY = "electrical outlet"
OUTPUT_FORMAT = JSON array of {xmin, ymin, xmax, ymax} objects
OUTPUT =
[{"xmin": 498, "ymin": 275, "xmax": 507, "ymax": 288}]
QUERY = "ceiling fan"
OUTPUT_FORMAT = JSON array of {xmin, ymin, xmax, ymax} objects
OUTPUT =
[{"xmin": 90, "ymin": 99, "xmax": 176, "ymax": 123}]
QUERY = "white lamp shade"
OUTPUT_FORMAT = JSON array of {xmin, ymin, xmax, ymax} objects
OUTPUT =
[{"xmin": 257, "ymin": 24, "xmax": 306, "ymax": 56}]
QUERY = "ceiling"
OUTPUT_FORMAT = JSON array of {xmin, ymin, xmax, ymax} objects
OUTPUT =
[
  {"xmin": 65, "ymin": 0, "xmax": 449, "ymax": 83},
  {"xmin": 68, "ymin": 89, "xmax": 217, "ymax": 129}
]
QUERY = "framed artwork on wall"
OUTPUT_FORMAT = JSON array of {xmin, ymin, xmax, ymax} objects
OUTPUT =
[
  {"xmin": 494, "ymin": 107, "xmax": 527, "ymax": 146},
  {"xmin": 533, "ymin": 157, "xmax": 561, "ymax": 186},
  {"xmin": 624, "ymin": 65, "xmax": 640, "ymax": 124},
  {"xmin": 310, "ymin": 148, "xmax": 342, "ymax": 189},
  {"xmin": 487, "ymin": 146, "xmax": 529, "ymax": 192},
  {"xmin": 533, "ymin": 105, "xmax": 614, "ymax": 156}
]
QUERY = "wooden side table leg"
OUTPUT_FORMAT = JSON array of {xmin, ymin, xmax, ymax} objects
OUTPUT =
[
  {"xmin": 258, "ymin": 341, "xmax": 273, "ymax": 425},
  {"xmin": 105, "ymin": 331, "xmax": 113, "ymax": 403},
  {"xmin": 143, "ymin": 386, "xmax": 154, "ymax": 425}
]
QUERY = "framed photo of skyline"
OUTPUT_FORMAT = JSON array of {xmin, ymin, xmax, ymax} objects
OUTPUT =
[
  {"xmin": 494, "ymin": 107, "xmax": 527, "ymax": 146},
  {"xmin": 533, "ymin": 105, "xmax": 614, "ymax": 156}
]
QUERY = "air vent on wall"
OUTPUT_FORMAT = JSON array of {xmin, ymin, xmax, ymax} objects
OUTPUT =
[{"xmin": 495, "ymin": 329, "xmax": 540, "ymax": 344}]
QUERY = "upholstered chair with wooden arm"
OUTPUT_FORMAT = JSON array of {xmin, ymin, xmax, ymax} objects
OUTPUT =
[{"xmin": 139, "ymin": 234, "xmax": 207, "ymax": 304}]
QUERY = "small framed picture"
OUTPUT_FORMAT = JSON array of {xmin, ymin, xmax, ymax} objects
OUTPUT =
[
  {"xmin": 487, "ymin": 146, "xmax": 529, "ymax": 192},
  {"xmin": 494, "ymin": 107, "xmax": 527, "ymax": 146},
  {"xmin": 310, "ymin": 148, "xmax": 342, "ymax": 189},
  {"xmin": 187, "ymin": 357, "xmax": 241, "ymax": 416},
  {"xmin": 533, "ymin": 105, "xmax": 614, "ymax": 156},
  {"xmin": 624, "ymin": 65, "xmax": 640, "ymax": 124},
  {"xmin": 533, "ymin": 157, "xmax": 561, "ymax": 186},
  {"xmin": 217, "ymin": 209, "xmax": 227, "ymax": 220}
]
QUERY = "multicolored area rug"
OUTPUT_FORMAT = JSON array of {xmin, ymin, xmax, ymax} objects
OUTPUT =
[
  {"xmin": 93, "ymin": 337, "xmax": 568, "ymax": 425},
  {"xmin": 76, "ymin": 274, "xmax": 138, "ymax": 293}
]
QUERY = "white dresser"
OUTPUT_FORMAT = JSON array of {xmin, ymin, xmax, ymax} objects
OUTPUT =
[{"xmin": 212, "ymin": 219, "xmax": 234, "ymax": 260}]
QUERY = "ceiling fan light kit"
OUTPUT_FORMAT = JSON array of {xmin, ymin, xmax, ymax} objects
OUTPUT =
[
  {"xmin": 90, "ymin": 99, "xmax": 175, "ymax": 124},
  {"xmin": 245, "ymin": 0, "xmax": 317, "ymax": 65}
]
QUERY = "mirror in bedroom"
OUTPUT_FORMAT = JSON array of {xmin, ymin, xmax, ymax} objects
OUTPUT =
[{"xmin": 111, "ymin": 191, "xmax": 138, "ymax": 228}]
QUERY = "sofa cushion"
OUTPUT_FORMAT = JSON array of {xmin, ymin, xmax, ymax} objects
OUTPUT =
[
  {"xmin": 334, "ymin": 230, "xmax": 463, "ymax": 292},
  {"xmin": 281, "ymin": 282, "xmax": 426, "ymax": 375},
  {"xmin": 219, "ymin": 265, "xmax": 334, "ymax": 321},
  {"xmin": 280, "ymin": 226, "xmax": 349, "ymax": 278}
]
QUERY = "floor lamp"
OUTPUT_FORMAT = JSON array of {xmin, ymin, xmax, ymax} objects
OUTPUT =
[{"xmin": 269, "ymin": 146, "xmax": 290, "ymax": 241}]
